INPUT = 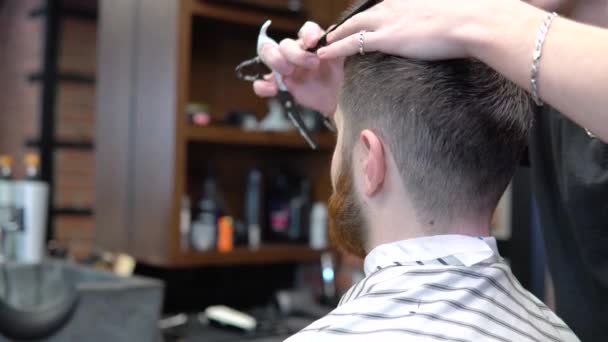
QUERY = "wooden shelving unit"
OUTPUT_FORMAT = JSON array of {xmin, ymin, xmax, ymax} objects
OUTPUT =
[
  {"xmin": 173, "ymin": 244, "xmax": 327, "ymax": 267},
  {"xmin": 190, "ymin": 1, "xmax": 303, "ymax": 31},
  {"xmin": 186, "ymin": 126, "xmax": 336, "ymax": 150},
  {"xmin": 96, "ymin": 0, "xmax": 349, "ymax": 267}
]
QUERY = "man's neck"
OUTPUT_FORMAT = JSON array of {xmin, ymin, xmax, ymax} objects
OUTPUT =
[
  {"xmin": 366, "ymin": 208, "xmax": 492, "ymax": 252},
  {"xmin": 568, "ymin": 0, "xmax": 608, "ymax": 27}
]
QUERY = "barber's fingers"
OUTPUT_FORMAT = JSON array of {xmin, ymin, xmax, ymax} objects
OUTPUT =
[
  {"xmin": 317, "ymin": 31, "xmax": 381, "ymax": 59},
  {"xmin": 259, "ymin": 44, "xmax": 295, "ymax": 75},
  {"xmin": 279, "ymin": 38, "xmax": 320, "ymax": 69},
  {"xmin": 298, "ymin": 21, "xmax": 325, "ymax": 48},
  {"xmin": 253, "ymin": 75, "xmax": 278, "ymax": 97},
  {"xmin": 326, "ymin": 11, "xmax": 380, "ymax": 45}
]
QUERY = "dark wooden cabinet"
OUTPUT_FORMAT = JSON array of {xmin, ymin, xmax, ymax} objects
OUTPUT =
[{"xmin": 95, "ymin": 0, "xmax": 349, "ymax": 267}]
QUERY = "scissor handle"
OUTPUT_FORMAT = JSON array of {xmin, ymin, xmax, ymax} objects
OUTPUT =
[
  {"xmin": 258, "ymin": 20, "xmax": 289, "ymax": 91},
  {"xmin": 235, "ymin": 56, "xmax": 271, "ymax": 82}
]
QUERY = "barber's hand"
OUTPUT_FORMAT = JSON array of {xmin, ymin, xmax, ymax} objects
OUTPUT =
[
  {"xmin": 254, "ymin": 21, "xmax": 344, "ymax": 116},
  {"xmin": 318, "ymin": 0, "xmax": 501, "ymax": 61}
]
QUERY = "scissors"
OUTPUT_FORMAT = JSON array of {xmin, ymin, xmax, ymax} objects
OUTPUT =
[{"xmin": 235, "ymin": 0, "xmax": 380, "ymax": 149}]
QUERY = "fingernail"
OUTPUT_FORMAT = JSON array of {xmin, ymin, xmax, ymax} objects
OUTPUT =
[
  {"xmin": 317, "ymin": 48, "xmax": 327, "ymax": 58},
  {"xmin": 306, "ymin": 33, "xmax": 319, "ymax": 46}
]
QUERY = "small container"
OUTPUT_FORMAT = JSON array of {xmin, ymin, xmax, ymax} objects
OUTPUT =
[{"xmin": 217, "ymin": 216, "xmax": 234, "ymax": 253}]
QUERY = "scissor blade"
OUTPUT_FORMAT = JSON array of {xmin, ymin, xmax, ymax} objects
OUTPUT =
[
  {"xmin": 322, "ymin": 116, "xmax": 336, "ymax": 133},
  {"xmin": 278, "ymin": 91, "xmax": 318, "ymax": 149},
  {"xmin": 287, "ymin": 111, "xmax": 318, "ymax": 149}
]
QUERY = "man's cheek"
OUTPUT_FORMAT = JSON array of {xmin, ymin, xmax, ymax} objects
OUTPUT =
[
  {"xmin": 330, "ymin": 153, "xmax": 337, "ymax": 191},
  {"xmin": 331, "ymin": 146, "xmax": 341, "ymax": 190}
]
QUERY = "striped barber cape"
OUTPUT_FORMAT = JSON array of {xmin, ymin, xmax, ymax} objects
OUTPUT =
[{"xmin": 285, "ymin": 235, "xmax": 579, "ymax": 342}]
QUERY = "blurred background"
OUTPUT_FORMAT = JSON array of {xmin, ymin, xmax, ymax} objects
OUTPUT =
[{"xmin": 0, "ymin": 0, "xmax": 552, "ymax": 341}]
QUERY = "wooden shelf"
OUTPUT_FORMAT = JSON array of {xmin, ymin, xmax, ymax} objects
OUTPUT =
[
  {"xmin": 28, "ymin": 71, "xmax": 96, "ymax": 84},
  {"xmin": 186, "ymin": 125, "xmax": 336, "ymax": 150},
  {"xmin": 190, "ymin": 1, "xmax": 303, "ymax": 31},
  {"xmin": 174, "ymin": 244, "xmax": 326, "ymax": 266}
]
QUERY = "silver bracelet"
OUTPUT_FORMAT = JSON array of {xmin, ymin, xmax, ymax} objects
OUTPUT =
[{"xmin": 531, "ymin": 12, "xmax": 558, "ymax": 106}]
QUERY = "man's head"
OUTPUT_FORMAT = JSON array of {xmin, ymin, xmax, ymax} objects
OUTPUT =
[
  {"xmin": 525, "ymin": 0, "xmax": 579, "ymax": 13},
  {"xmin": 328, "ymin": 54, "xmax": 533, "ymax": 257}
]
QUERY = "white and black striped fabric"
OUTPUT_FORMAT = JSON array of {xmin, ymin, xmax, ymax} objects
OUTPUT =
[{"xmin": 286, "ymin": 235, "xmax": 579, "ymax": 342}]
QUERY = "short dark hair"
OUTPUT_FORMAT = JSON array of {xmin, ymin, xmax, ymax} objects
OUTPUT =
[{"xmin": 339, "ymin": 53, "xmax": 533, "ymax": 221}]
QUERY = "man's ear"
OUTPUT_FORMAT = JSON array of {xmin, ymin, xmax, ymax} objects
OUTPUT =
[{"xmin": 359, "ymin": 129, "xmax": 385, "ymax": 197}]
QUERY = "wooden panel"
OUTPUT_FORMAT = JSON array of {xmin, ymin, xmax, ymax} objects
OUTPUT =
[
  {"xmin": 302, "ymin": 0, "xmax": 332, "ymax": 28},
  {"xmin": 130, "ymin": 0, "xmax": 180, "ymax": 262},
  {"xmin": 95, "ymin": 0, "xmax": 138, "ymax": 253},
  {"xmin": 191, "ymin": 0, "xmax": 303, "ymax": 31},
  {"xmin": 331, "ymin": 0, "xmax": 354, "ymax": 20},
  {"xmin": 302, "ymin": 0, "xmax": 353, "ymax": 28},
  {"xmin": 186, "ymin": 126, "xmax": 336, "ymax": 150},
  {"xmin": 170, "ymin": 0, "xmax": 194, "ymax": 262},
  {"xmin": 173, "ymin": 244, "xmax": 325, "ymax": 267}
]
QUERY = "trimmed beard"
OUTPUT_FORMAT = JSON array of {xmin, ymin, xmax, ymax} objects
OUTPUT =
[{"xmin": 328, "ymin": 152, "xmax": 367, "ymax": 258}]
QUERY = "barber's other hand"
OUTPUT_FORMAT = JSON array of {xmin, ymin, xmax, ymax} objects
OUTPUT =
[
  {"xmin": 318, "ymin": 0, "xmax": 500, "ymax": 61},
  {"xmin": 253, "ymin": 21, "xmax": 343, "ymax": 116}
]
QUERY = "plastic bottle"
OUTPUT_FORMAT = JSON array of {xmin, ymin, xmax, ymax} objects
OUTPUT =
[
  {"xmin": 268, "ymin": 172, "xmax": 290, "ymax": 241},
  {"xmin": 190, "ymin": 176, "xmax": 219, "ymax": 251},
  {"xmin": 245, "ymin": 169, "xmax": 262, "ymax": 249},
  {"xmin": 0, "ymin": 155, "xmax": 16, "ymax": 261},
  {"xmin": 309, "ymin": 202, "xmax": 328, "ymax": 250},
  {"xmin": 17, "ymin": 154, "xmax": 48, "ymax": 263}
]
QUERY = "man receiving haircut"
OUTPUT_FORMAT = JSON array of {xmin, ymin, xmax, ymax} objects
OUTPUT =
[{"xmin": 285, "ymin": 40, "xmax": 580, "ymax": 342}]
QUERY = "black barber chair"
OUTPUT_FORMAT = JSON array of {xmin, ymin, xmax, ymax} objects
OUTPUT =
[{"xmin": 0, "ymin": 279, "xmax": 79, "ymax": 340}]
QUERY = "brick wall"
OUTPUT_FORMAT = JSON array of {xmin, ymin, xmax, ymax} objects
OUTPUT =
[
  {"xmin": 53, "ymin": 16, "xmax": 97, "ymax": 258},
  {"xmin": 56, "ymin": 82, "xmax": 96, "ymax": 141},
  {"xmin": 54, "ymin": 150, "xmax": 95, "ymax": 208},
  {"xmin": 0, "ymin": 0, "xmax": 44, "ymax": 177},
  {"xmin": 59, "ymin": 18, "xmax": 98, "ymax": 74},
  {"xmin": 54, "ymin": 215, "xmax": 95, "ymax": 260},
  {"xmin": 0, "ymin": 2, "xmax": 98, "ymax": 259}
]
